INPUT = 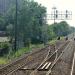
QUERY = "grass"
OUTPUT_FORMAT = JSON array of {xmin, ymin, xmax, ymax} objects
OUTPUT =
[
  {"xmin": 13, "ymin": 47, "xmax": 31, "ymax": 58},
  {"xmin": 48, "ymin": 37, "xmax": 57, "ymax": 45},
  {"xmin": 0, "ymin": 58, "xmax": 9, "ymax": 64},
  {"xmin": 0, "ymin": 38, "xmax": 60, "ymax": 64},
  {"xmin": 60, "ymin": 36, "xmax": 64, "ymax": 40},
  {"xmin": 48, "ymin": 36, "xmax": 64, "ymax": 45},
  {"xmin": 0, "ymin": 43, "xmax": 44, "ymax": 64},
  {"xmin": 49, "ymin": 39, "xmax": 57, "ymax": 45},
  {"xmin": 10, "ymin": 44, "xmax": 44, "ymax": 58}
]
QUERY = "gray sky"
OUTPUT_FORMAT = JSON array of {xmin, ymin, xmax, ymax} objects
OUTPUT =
[{"xmin": 34, "ymin": 0, "xmax": 75, "ymax": 27}]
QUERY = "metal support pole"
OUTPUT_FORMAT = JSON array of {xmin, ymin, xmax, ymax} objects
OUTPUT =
[
  {"xmin": 14, "ymin": 0, "xmax": 18, "ymax": 51},
  {"xmin": 73, "ymin": 27, "xmax": 74, "ymax": 39},
  {"xmin": 52, "ymin": 7, "xmax": 56, "ymax": 24}
]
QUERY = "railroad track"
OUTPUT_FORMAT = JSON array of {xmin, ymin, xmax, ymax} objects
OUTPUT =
[
  {"xmin": 30, "ymin": 40, "xmax": 70, "ymax": 75},
  {"xmin": 0, "ymin": 45, "xmax": 51, "ymax": 75},
  {"xmin": 0, "ymin": 40, "xmax": 70, "ymax": 75},
  {"xmin": 70, "ymin": 42, "xmax": 75, "ymax": 75},
  {"xmin": 46, "ymin": 41, "xmax": 72, "ymax": 75},
  {"xmin": 45, "ymin": 40, "xmax": 75, "ymax": 75}
]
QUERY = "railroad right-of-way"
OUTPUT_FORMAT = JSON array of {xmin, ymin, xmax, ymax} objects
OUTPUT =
[
  {"xmin": 29, "ymin": 40, "xmax": 70, "ymax": 75},
  {"xmin": 70, "ymin": 42, "xmax": 75, "ymax": 75},
  {"xmin": 50, "ymin": 40, "xmax": 75, "ymax": 75},
  {"xmin": 29, "ymin": 40, "xmax": 75, "ymax": 75},
  {"xmin": 0, "ymin": 39, "xmax": 75, "ymax": 75}
]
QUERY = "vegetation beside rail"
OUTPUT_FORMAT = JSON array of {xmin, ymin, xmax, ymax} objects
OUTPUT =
[
  {"xmin": 0, "ymin": 37, "xmax": 67, "ymax": 64},
  {"xmin": 0, "ymin": 0, "xmax": 75, "ymax": 64}
]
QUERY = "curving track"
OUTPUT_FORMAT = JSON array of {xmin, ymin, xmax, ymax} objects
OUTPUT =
[
  {"xmin": 50, "ymin": 40, "xmax": 75, "ymax": 75},
  {"xmin": 46, "ymin": 40, "xmax": 72, "ymax": 75},
  {"xmin": 0, "ymin": 40, "xmax": 72, "ymax": 75},
  {"xmin": 0, "ymin": 45, "xmax": 51, "ymax": 75},
  {"xmin": 30, "ymin": 41, "xmax": 70, "ymax": 75}
]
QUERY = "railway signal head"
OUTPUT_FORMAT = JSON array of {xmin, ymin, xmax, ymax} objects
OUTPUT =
[
  {"xmin": 65, "ymin": 10, "xmax": 68, "ymax": 19},
  {"xmin": 55, "ymin": 10, "xmax": 58, "ymax": 19}
]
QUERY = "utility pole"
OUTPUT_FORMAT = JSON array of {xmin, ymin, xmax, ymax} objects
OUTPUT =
[
  {"xmin": 73, "ymin": 27, "xmax": 74, "ymax": 39},
  {"xmin": 52, "ymin": 7, "xmax": 57, "ymax": 24},
  {"xmin": 14, "ymin": 0, "xmax": 18, "ymax": 51}
]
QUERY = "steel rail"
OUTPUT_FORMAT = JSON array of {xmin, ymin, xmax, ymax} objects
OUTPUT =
[
  {"xmin": 0, "ymin": 45, "xmax": 50, "ymax": 75},
  {"xmin": 30, "ymin": 41, "xmax": 70, "ymax": 75},
  {"xmin": 70, "ymin": 42, "xmax": 75, "ymax": 75},
  {"xmin": 46, "ymin": 41, "xmax": 72, "ymax": 75}
]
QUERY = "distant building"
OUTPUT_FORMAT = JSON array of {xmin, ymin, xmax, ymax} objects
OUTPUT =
[
  {"xmin": 0, "ymin": 31, "xmax": 7, "ymax": 37},
  {"xmin": 0, "ymin": 37, "xmax": 9, "ymax": 43}
]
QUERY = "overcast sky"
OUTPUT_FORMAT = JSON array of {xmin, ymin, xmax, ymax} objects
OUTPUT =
[{"xmin": 34, "ymin": 0, "xmax": 75, "ymax": 27}]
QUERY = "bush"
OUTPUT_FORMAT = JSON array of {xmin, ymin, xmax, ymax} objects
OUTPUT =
[{"xmin": 0, "ymin": 42, "xmax": 9, "ymax": 56}]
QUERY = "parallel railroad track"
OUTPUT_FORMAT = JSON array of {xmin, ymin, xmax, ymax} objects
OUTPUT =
[
  {"xmin": 0, "ymin": 45, "xmax": 51, "ymax": 75},
  {"xmin": 30, "ymin": 40, "xmax": 70, "ymax": 75},
  {"xmin": 45, "ymin": 40, "xmax": 75, "ymax": 75},
  {"xmin": 0, "ymin": 40, "xmax": 70, "ymax": 75},
  {"xmin": 70, "ymin": 42, "xmax": 75, "ymax": 75},
  {"xmin": 46, "ymin": 41, "xmax": 73, "ymax": 75}
]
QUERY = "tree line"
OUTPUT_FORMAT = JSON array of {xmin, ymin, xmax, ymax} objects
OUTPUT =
[{"xmin": 47, "ymin": 21, "xmax": 74, "ymax": 40}]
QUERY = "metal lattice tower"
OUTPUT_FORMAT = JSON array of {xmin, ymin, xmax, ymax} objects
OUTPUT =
[{"xmin": 46, "ymin": 7, "xmax": 72, "ymax": 24}]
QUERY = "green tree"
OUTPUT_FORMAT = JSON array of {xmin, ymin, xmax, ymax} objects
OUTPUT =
[{"xmin": 6, "ymin": 0, "xmax": 47, "ymax": 49}]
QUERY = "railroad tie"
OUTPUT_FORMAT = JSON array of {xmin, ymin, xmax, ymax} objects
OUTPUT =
[
  {"xmin": 41, "ymin": 62, "xmax": 48, "ymax": 69},
  {"xmin": 39, "ymin": 62, "xmax": 51, "ymax": 70},
  {"xmin": 45, "ymin": 62, "xmax": 51, "ymax": 70}
]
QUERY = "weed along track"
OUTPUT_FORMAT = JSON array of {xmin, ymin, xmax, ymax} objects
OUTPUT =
[
  {"xmin": 0, "ymin": 40, "xmax": 74, "ymax": 75},
  {"xmin": 0, "ymin": 45, "xmax": 52, "ymax": 75},
  {"xmin": 0, "ymin": 0, "xmax": 74, "ymax": 75}
]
